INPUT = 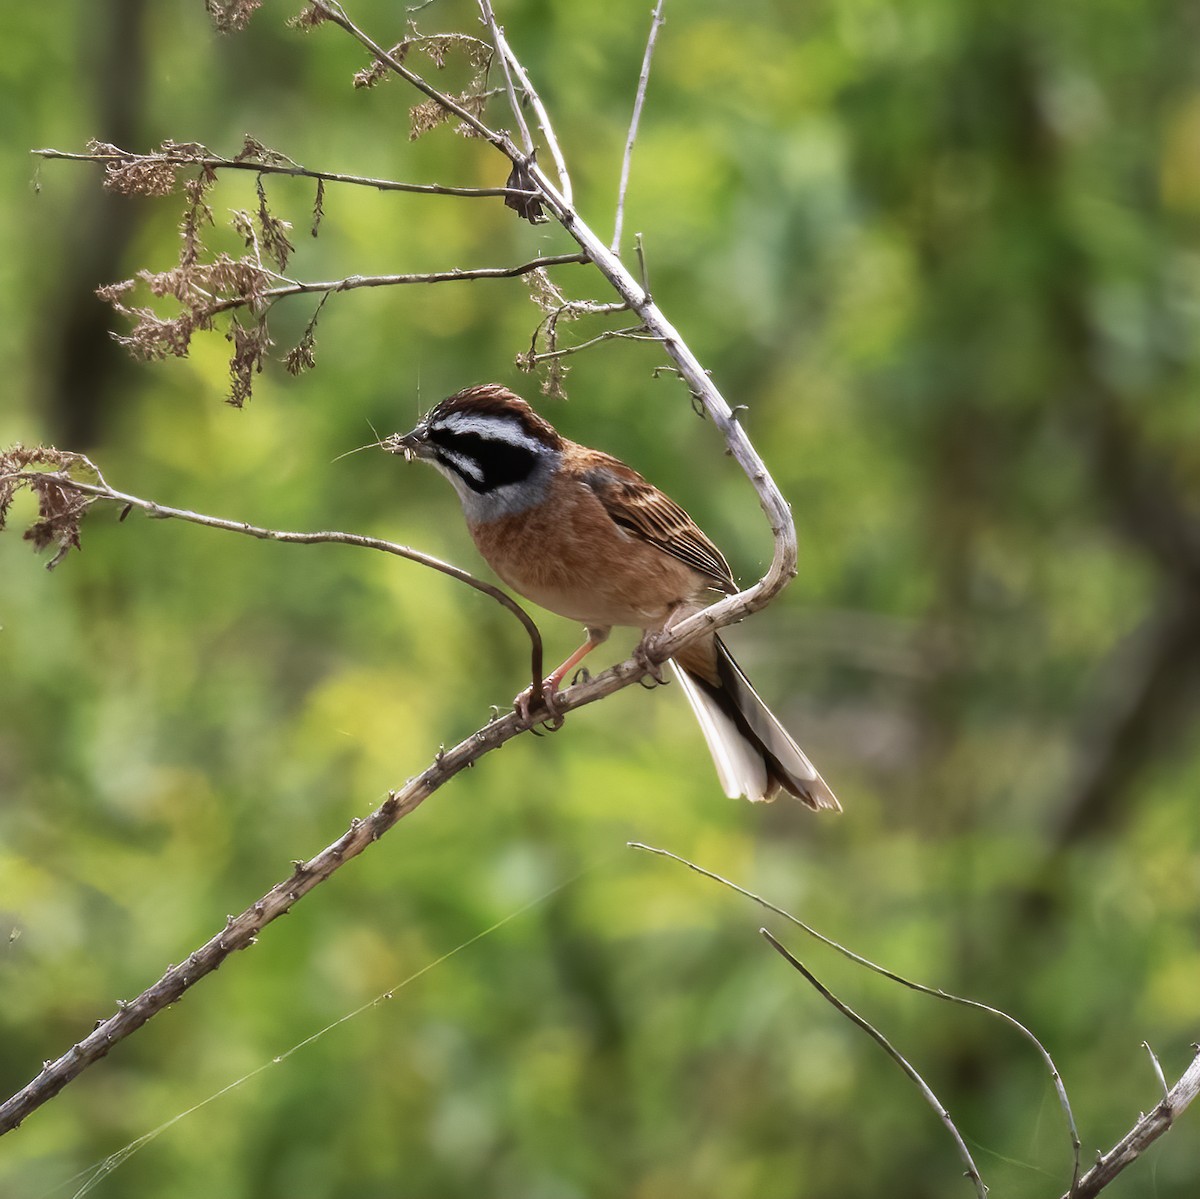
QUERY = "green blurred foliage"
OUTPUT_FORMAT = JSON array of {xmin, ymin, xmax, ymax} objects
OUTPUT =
[{"xmin": 2, "ymin": 0, "xmax": 1198, "ymax": 1196}]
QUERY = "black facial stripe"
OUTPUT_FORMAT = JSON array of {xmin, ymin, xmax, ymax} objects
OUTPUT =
[{"xmin": 427, "ymin": 428, "xmax": 539, "ymax": 493}]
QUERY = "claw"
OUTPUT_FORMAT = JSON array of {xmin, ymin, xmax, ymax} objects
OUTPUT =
[
  {"xmin": 633, "ymin": 633, "xmax": 667, "ymax": 685},
  {"xmin": 514, "ymin": 686, "xmax": 540, "ymax": 724},
  {"xmin": 514, "ymin": 677, "xmax": 566, "ymax": 728}
]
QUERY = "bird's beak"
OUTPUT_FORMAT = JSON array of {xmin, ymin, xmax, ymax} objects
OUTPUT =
[{"xmin": 381, "ymin": 426, "xmax": 428, "ymax": 462}]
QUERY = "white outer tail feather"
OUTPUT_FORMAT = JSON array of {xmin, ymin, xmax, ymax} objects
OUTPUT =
[
  {"xmin": 670, "ymin": 650, "xmax": 840, "ymax": 810},
  {"xmin": 672, "ymin": 663, "xmax": 769, "ymax": 800}
]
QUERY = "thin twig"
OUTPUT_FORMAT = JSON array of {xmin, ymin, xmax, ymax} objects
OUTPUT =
[
  {"xmin": 532, "ymin": 298, "xmax": 630, "ymax": 339},
  {"xmin": 310, "ymin": 1, "xmax": 511, "ymax": 151},
  {"xmin": 523, "ymin": 298, "xmax": 629, "ymax": 362},
  {"xmin": 612, "ymin": 0, "xmax": 666, "ymax": 255},
  {"xmin": 523, "ymin": 324, "xmax": 657, "ymax": 366},
  {"xmin": 2, "ymin": 470, "xmax": 545, "ymax": 697},
  {"xmin": 31, "ymin": 147, "xmax": 527, "ymax": 200},
  {"xmin": 629, "ymin": 842, "xmax": 1082, "ymax": 1192},
  {"xmin": 474, "ymin": 0, "xmax": 534, "ymax": 155},
  {"xmin": 201, "ymin": 253, "xmax": 590, "ymax": 317},
  {"xmin": 1143, "ymin": 1041, "xmax": 1171, "ymax": 1102},
  {"xmin": 1061, "ymin": 1047, "xmax": 1200, "ymax": 1199},
  {"xmin": 476, "ymin": 0, "xmax": 573, "ymax": 207},
  {"xmin": 761, "ymin": 930, "xmax": 987, "ymax": 1199}
]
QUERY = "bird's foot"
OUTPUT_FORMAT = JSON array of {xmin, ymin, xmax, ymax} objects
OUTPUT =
[
  {"xmin": 514, "ymin": 677, "xmax": 566, "ymax": 731},
  {"xmin": 633, "ymin": 632, "xmax": 668, "ymax": 685}
]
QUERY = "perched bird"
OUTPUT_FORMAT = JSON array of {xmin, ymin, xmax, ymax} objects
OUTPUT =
[{"xmin": 384, "ymin": 384, "xmax": 838, "ymax": 810}]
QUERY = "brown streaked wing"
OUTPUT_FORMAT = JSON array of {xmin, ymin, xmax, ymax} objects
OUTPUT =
[{"xmin": 581, "ymin": 459, "xmax": 737, "ymax": 593}]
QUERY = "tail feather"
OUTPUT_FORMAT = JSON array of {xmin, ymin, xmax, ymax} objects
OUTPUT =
[
  {"xmin": 672, "ymin": 664, "xmax": 770, "ymax": 800},
  {"xmin": 672, "ymin": 636, "xmax": 840, "ymax": 811}
]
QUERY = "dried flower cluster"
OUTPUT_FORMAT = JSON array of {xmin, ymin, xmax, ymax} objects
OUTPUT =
[
  {"xmin": 42, "ymin": 15, "xmax": 574, "ymax": 409},
  {"xmin": 518, "ymin": 270, "xmax": 573, "ymax": 399},
  {"xmin": 283, "ymin": 294, "xmax": 328, "ymax": 376},
  {"xmin": 410, "ymin": 89, "xmax": 495, "ymax": 140},
  {"xmin": 350, "ymin": 27, "xmax": 496, "ymax": 140},
  {"xmin": 353, "ymin": 30, "xmax": 492, "ymax": 92},
  {"xmin": 0, "ymin": 447, "xmax": 102, "ymax": 569},
  {"xmin": 206, "ymin": 0, "xmax": 263, "ymax": 32},
  {"xmin": 287, "ymin": 3, "xmax": 329, "ymax": 31},
  {"xmin": 84, "ymin": 138, "xmax": 313, "ymax": 406}
]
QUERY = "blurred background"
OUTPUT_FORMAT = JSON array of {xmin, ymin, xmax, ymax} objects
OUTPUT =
[{"xmin": 1, "ymin": 0, "xmax": 1198, "ymax": 1196}]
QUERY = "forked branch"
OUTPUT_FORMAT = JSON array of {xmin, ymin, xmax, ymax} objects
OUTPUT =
[
  {"xmin": 0, "ymin": 464, "xmax": 753, "ymax": 1134},
  {"xmin": 633, "ymin": 843, "xmax": 1200, "ymax": 1199},
  {"xmin": 4, "ymin": 0, "xmax": 800, "ymax": 1135},
  {"xmin": 631, "ymin": 842, "xmax": 1082, "ymax": 1191},
  {"xmin": 1063, "ymin": 1047, "xmax": 1200, "ymax": 1199}
]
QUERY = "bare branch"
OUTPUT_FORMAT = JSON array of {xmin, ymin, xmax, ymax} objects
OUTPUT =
[
  {"xmin": 474, "ymin": 0, "xmax": 534, "ymax": 155},
  {"xmin": 0, "ymin": 463, "xmax": 800, "ymax": 1131},
  {"xmin": 630, "ymin": 842, "xmax": 1082, "ymax": 1191},
  {"xmin": 762, "ymin": 930, "xmax": 987, "ymax": 1199},
  {"xmin": 0, "ymin": 716, "xmax": 519, "ymax": 1135},
  {"xmin": 0, "ymin": 466, "xmax": 546, "ymax": 697},
  {"xmin": 517, "ymin": 323, "xmax": 658, "ymax": 369},
  {"xmin": 476, "ymin": 0, "xmax": 573, "ymax": 207},
  {"xmin": 1062, "ymin": 1047, "xmax": 1200, "ymax": 1199},
  {"xmin": 612, "ymin": 0, "xmax": 666, "ymax": 255},
  {"xmin": 202, "ymin": 253, "xmax": 591, "ymax": 317}
]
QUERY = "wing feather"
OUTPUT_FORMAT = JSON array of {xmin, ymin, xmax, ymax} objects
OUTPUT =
[{"xmin": 581, "ymin": 459, "xmax": 736, "ymax": 593}]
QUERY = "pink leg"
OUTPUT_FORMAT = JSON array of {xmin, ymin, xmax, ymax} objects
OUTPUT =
[{"xmin": 515, "ymin": 626, "xmax": 610, "ymax": 721}]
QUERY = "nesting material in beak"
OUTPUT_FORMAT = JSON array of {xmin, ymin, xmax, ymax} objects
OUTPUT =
[{"xmin": 381, "ymin": 430, "xmax": 422, "ymax": 461}]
